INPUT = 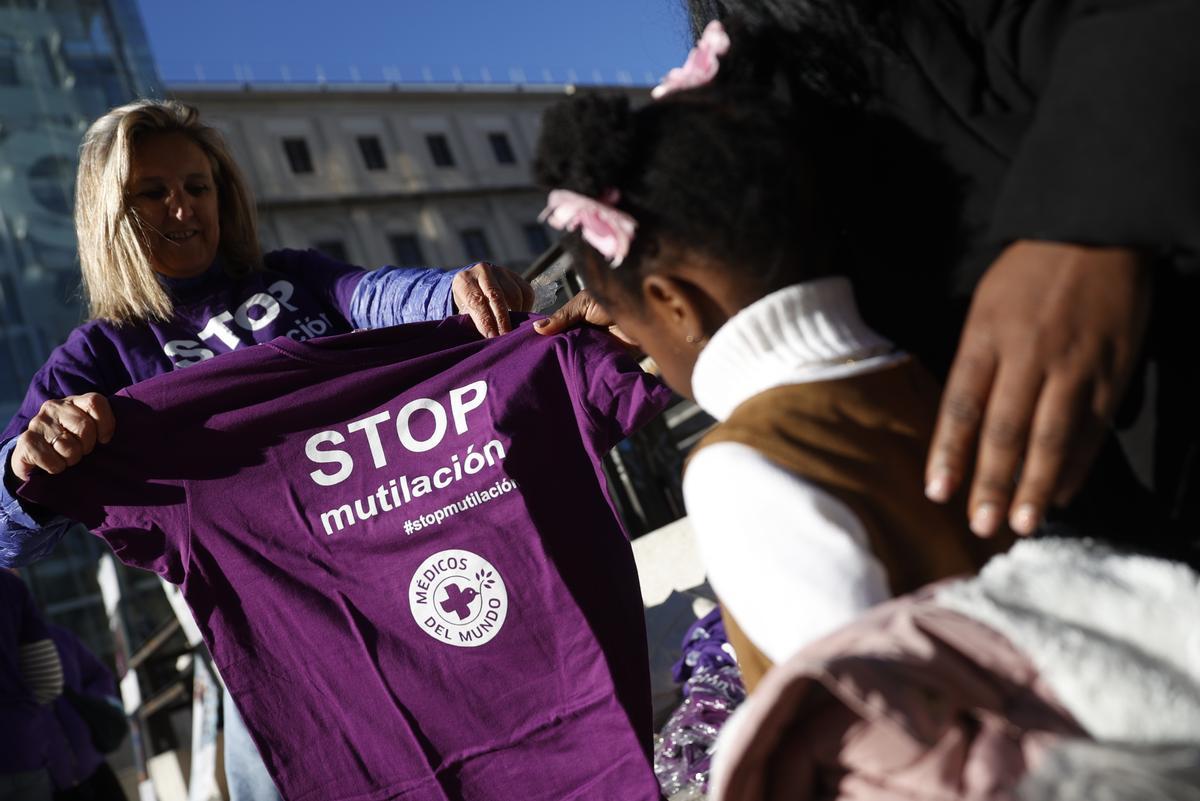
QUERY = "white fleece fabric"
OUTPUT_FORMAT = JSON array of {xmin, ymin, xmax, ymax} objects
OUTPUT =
[
  {"xmin": 1018, "ymin": 740, "xmax": 1200, "ymax": 801},
  {"xmin": 937, "ymin": 538, "xmax": 1200, "ymax": 742}
]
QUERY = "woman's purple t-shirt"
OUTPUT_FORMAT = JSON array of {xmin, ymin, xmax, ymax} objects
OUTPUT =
[
  {"xmin": 2, "ymin": 248, "xmax": 418, "ymax": 438},
  {"xmin": 22, "ymin": 317, "xmax": 671, "ymax": 801},
  {"xmin": 1, "ymin": 248, "xmax": 458, "ymax": 566}
]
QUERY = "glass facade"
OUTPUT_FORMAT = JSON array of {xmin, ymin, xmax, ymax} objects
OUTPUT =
[
  {"xmin": 0, "ymin": 0, "xmax": 160, "ymax": 423},
  {"xmin": 0, "ymin": 0, "xmax": 162, "ymax": 669}
]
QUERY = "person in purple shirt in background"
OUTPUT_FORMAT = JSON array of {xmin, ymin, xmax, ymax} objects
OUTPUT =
[
  {"xmin": 45, "ymin": 625, "xmax": 127, "ymax": 801},
  {"xmin": 0, "ymin": 99, "xmax": 532, "ymax": 801},
  {"xmin": 1, "ymin": 570, "xmax": 64, "ymax": 801}
]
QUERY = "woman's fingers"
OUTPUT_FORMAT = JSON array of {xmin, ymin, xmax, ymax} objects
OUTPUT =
[
  {"xmin": 11, "ymin": 431, "xmax": 67, "ymax": 480},
  {"xmin": 71, "ymin": 393, "xmax": 115, "ymax": 444},
  {"xmin": 499, "ymin": 266, "xmax": 535, "ymax": 312},
  {"xmin": 8, "ymin": 394, "xmax": 115, "ymax": 481},
  {"xmin": 452, "ymin": 264, "xmax": 501, "ymax": 338},
  {"xmin": 53, "ymin": 402, "xmax": 97, "ymax": 455},
  {"xmin": 452, "ymin": 262, "xmax": 534, "ymax": 337}
]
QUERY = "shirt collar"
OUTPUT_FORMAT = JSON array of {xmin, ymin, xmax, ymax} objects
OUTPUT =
[
  {"xmin": 156, "ymin": 256, "xmax": 223, "ymax": 294},
  {"xmin": 691, "ymin": 277, "xmax": 894, "ymax": 421}
]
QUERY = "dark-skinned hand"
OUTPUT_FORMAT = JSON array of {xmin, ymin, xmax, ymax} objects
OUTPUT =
[
  {"xmin": 532, "ymin": 289, "xmax": 637, "ymax": 346},
  {"xmin": 925, "ymin": 240, "xmax": 1152, "ymax": 537}
]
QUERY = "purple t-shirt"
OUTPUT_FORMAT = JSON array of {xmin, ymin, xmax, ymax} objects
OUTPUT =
[
  {"xmin": 3, "ymin": 249, "xmax": 371, "ymax": 439},
  {"xmin": 2, "ymin": 248, "xmax": 457, "ymax": 566},
  {"xmin": 22, "ymin": 317, "xmax": 671, "ymax": 801}
]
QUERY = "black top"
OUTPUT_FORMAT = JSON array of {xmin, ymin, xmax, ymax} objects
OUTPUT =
[{"xmin": 868, "ymin": 0, "xmax": 1200, "ymax": 529}]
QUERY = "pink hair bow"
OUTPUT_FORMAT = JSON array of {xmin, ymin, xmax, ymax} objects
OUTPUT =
[
  {"xmin": 651, "ymin": 20, "xmax": 731, "ymax": 99},
  {"xmin": 539, "ymin": 188, "xmax": 637, "ymax": 267}
]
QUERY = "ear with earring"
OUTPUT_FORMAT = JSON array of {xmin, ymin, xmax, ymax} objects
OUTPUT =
[{"xmin": 685, "ymin": 333, "xmax": 708, "ymax": 348}]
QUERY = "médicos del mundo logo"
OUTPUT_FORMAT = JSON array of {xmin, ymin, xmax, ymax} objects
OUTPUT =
[{"xmin": 410, "ymin": 549, "xmax": 508, "ymax": 647}]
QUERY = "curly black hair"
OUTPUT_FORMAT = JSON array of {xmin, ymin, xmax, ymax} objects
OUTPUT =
[
  {"xmin": 534, "ymin": 11, "xmax": 965, "ymax": 350},
  {"xmin": 687, "ymin": 0, "xmax": 903, "ymax": 92},
  {"xmin": 534, "ymin": 18, "xmax": 864, "ymax": 305}
]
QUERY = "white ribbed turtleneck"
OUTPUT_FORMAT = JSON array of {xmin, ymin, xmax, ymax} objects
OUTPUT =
[{"xmin": 691, "ymin": 277, "xmax": 901, "ymax": 422}]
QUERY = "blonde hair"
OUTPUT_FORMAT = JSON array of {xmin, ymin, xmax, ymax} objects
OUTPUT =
[{"xmin": 75, "ymin": 99, "xmax": 261, "ymax": 323}]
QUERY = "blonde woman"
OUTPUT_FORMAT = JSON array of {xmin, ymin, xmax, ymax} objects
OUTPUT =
[{"xmin": 0, "ymin": 99, "xmax": 530, "ymax": 801}]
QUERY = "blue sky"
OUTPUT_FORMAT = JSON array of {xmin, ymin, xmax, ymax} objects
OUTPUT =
[{"xmin": 136, "ymin": 1, "xmax": 693, "ymax": 86}]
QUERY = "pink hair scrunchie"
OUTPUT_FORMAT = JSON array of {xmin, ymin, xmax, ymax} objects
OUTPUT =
[
  {"xmin": 651, "ymin": 20, "xmax": 731, "ymax": 99},
  {"xmin": 539, "ymin": 188, "xmax": 638, "ymax": 267}
]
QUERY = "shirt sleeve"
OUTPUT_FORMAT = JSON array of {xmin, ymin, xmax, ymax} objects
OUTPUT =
[
  {"xmin": 683, "ymin": 442, "xmax": 890, "ymax": 665},
  {"xmin": 0, "ymin": 439, "xmax": 74, "ymax": 567},
  {"xmin": 348, "ymin": 264, "xmax": 463, "ymax": 328},
  {"xmin": 1, "ymin": 327, "xmax": 118, "ymax": 443},
  {"xmin": 17, "ymin": 394, "xmax": 191, "ymax": 584},
  {"xmin": 562, "ymin": 327, "xmax": 674, "ymax": 455},
  {"xmin": 264, "ymin": 248, "xmax": 462, "ymax": 327},
  {"xmin": 980, "ymin": 0, "xmax": 1200, "ymax": 260},
  {"xmin": 0, "ymin": 327, "xmax": 114, "ymax": 567}
]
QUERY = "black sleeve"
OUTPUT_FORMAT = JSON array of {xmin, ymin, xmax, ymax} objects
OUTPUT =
[{"xmin": 983, "ymin": 0, "xmax": 1200, "ymax": 263}]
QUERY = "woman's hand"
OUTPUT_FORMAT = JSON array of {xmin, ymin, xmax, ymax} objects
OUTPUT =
[
  {"xmin": 925, "ymin": 240, "xmax": 1152, "ymax": 537},
  {"xmin": 9, "ymin": 394, "xmax": 115, "ymax": 482},
  {"xmin": 532, "ymin": 290, "xmax": 637, "ymax": 346},
  {"xmin": 451, "ymin": 262, "xmax": 534, "ymax": 338}
]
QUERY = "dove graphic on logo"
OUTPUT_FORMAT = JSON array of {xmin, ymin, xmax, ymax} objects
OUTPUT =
[{"xmin": 410, "ymin": 549, "xmax": 508, "ymax": 647}]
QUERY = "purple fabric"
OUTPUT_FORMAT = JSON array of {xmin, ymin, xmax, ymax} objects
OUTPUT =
[
  {"xmin": 0, "ymin": 571, "xmax": 53, "ymax": 773},
  {"xmin": 654, "ymin": 607, "xmax": 746, "ymax": 798},
  {"xmin": 0, "ymin": 249, "xmax": 417, "ymax": 441},
  {"xmin": 21, "ymin": 317, "xmax": 671, "ymax": 801},
  {"xmin": 0, "ymin": 438, "xmax": 68, "ymax": 567},
  {"xmin": 0, "ymin": 250, "xmax": 458, "ymax": 568},
  {"xmin": 45, "ymin": 625, "xmax": 115, "ymax": 790},
  {"xmin": 671, "ymin": 608, "xmax": 737, "ymax": 688}
]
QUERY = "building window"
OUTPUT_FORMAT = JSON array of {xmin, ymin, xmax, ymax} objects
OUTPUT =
[
  {"xmin": 522, "ymin": 223, "xmax": 551, "ymax": 256},
  {"xmin": 357, "ymin": 136, "xmax": 387, "ymax": 171},
  {"xmin": 40, "ymin": 39, "xmax": 66, "ymax": 86},
  {"xmin": 283, "ymin": 138, "xmax": 314, "ymax": 174},
  {"xmin": 0, "ymin": 54, "xmax": 17, "ymax": 86},
  {"xmin": 426, "ymin": 134, "xmax": 455, "ymax": 168},
  {"xmin": 459, "ymin": 228, "xmax": 491, "ymax": 262},
  {"xmin": 28, "ymin": 156, "xmax": 76, "ymax": 215},
  {"xmin": 314, "ymin": 239, "xmax": 348, "ymax": 263},
  {"xmin": 389, "ymin": 233, "xmax": 426, "ymax": 266},
  {"xmin": 0, "ymin": 273, "xmax": 25, "ymax": 325},
  {"xmin": 488, "ymin": 132, "xmax": 516, "ymax": 165},
  {"xmin": 0, "ymin": 36, "xmax": 17, "ymax": 86}
]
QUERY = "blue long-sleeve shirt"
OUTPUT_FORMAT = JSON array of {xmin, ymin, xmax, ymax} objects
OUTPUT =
[{"xmin": 1, "ymin": 250, "xmax": 462, "ymax": 566}]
